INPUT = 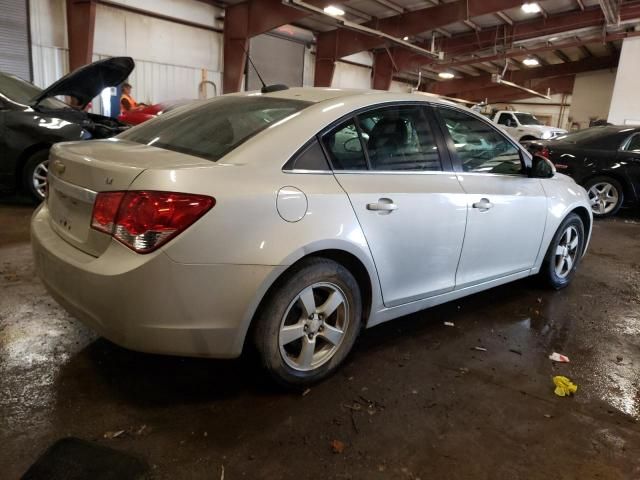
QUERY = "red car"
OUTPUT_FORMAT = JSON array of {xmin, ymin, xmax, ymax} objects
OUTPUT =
[{"xmin": 118, "ymin": 100, "xmax": 192, "ymax": 125}]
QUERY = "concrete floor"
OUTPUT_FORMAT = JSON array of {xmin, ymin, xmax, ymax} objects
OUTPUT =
[{"xmin": 1, "ymin": 197, "xmax": 639, "ymax": 479}]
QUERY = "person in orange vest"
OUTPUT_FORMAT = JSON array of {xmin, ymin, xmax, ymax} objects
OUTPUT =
[{"xmin": 120, "ymin": 82, "xmax": 145, "ymax": 112}]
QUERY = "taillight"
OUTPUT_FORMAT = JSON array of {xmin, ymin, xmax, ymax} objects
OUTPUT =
[
  {"xmin": 91, "ymin": 191, "xmax": 215, "ymax": 253},
  {"xmin": 540, "ymin": 146, "xmax": 550, "ymax": 159}
]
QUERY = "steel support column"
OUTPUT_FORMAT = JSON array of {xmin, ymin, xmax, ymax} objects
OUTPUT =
[
  {"xmin": 223, "ymin": 0, "xmax": 330, "ymax": 93},
  {"xmin": 66, "ymin": 0, "xmax": 96, "ymax": 72},
  {"xmin": 372, "ymin": 50, "xmax": 394, "ymax": 90}
]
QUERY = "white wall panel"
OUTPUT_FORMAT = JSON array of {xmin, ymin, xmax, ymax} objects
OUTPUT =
[
  {"xmin": 330, "ymin": 62, "xmax": 372, "ymax": 89},
  {"xmin": 608, "ymin": 36, "xmax": 640, "ymax": 125},
  {"xmin": 29, "ymin": 0, "xmax": 69, "ymax": 88},
  {"xmin": 104, "ymin": 0, "xmax": 222, "ymax": 29},
  {"xmin": 31, "ymin": 46, "xmax": 69, "ymax": 89}
]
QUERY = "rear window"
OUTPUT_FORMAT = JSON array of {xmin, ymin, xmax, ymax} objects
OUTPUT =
[{"xmin": 118, "ymin": 96, "xmax": 312, "ymax": 162}]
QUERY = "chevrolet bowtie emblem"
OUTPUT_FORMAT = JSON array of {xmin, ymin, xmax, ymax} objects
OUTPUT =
[{"xmin": 52, "ymin": 159, "xmax": 65, "ymax": 175}]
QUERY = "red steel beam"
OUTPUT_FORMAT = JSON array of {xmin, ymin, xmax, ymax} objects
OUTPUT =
[
  {"xmin": 391, "ymin": 2, "xmax": 640, "ymax": 73},
  {"xmin": 315, "ymin": 0, "xmax": 524, "ymax": 87},
  {"xmin": 372, "ymin": 50, "xmax": 394, "ymax": 90},
  {"xmin": 223, "ymin": 0, "xmax": 329, "ymax": 93},
  {"xmin": 458, "ymin": 75, "xmax": 575, "ymax": 102},
  {"xmin": 431, "ymin": 54, "xmax": 618, "ymax": 96},
  {"xmin": 66, "ymin": 0, "xmax": 97, "ymax": 71}
]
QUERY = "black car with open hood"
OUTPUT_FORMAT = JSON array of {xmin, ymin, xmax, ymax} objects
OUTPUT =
[{"xmin": 0, "ymin": 56, "xmax": 134, "ymax": 201}]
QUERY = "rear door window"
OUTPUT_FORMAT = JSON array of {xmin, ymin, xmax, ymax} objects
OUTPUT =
[
  {"xmin": 321, "ymin": 119, "xmax": 368, "ymax": 170},
  {"xmin": 356, "ymin": 105, "xmax": 442, "ymax": 171},
  {"xmin": 118, "ymin": 96, "xmax": 312, "ymax": 162}
]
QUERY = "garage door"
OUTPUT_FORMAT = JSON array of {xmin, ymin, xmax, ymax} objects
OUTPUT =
[
  {"xmin": 0, "ymin": 0, "xmax": 31, "ymax": 80},
  {"xmin": 247, "ymin": 34, "xmax": 304, "ymax": 90}
]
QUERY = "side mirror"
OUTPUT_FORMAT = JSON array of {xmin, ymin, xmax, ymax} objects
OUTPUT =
[{"xmin": 529, "ymin": 155, "xmax": 556, "ymax": 178}]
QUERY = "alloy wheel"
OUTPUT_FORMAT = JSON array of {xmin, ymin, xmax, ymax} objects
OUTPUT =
[
  {"xmin": 278, "ymin": 282, "xmax": 349, "ymax": 372},
  {"xmin": 554, "ymin": 225, "xmax": 580, "ymax": 279},
  {"xmin": 588, "ymin": 182, "xmax": 619, "ymax": 215},
  {"xmin": 32, "ymin": 159, "xmax": 49, "ymax": 200}
]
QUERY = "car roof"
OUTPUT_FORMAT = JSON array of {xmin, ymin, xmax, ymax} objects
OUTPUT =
[{"xmin": 233, "ymin": 86, "xmax": 459, "ymax": 108}]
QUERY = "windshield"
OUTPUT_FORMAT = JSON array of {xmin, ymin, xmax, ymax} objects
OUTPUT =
[
  {"xmin": 0, "ymin": 72, "xmax": 69, "ymax": 109},
  {"xmin": 119, "ymin": 96, "xmax": 313, "ymax": 162},
  {"xmin": 515, "ymin": 113, "xmax": 543, "ymax": 126}
]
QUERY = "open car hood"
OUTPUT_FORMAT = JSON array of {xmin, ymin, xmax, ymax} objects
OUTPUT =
[{"xmin": 31, "ymin": 57, "xmax": 134, "ymax": 108}]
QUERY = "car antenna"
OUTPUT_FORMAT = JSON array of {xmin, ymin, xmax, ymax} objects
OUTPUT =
[{"xmin": 242, "ymin": 45, "xmax": 288, "ymax": 94}]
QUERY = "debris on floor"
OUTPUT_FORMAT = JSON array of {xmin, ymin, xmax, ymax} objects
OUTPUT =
[
  {"xmin": 553, "ymin": 376, "xmax": 578, "ymax": 397},
  {"xmin": 103, "ymin": 430, "xmax": 125, "ymax": 440},
  {"xmin": 549, "ymin": 352, "xmax": 570, "ymax": 363},
  {"xmin": 443, "ymin": 321, "xmax": 455, "ymax": 327},
  {"xmin": 509, "ymin": 348, "xmax": 522, "ymax": 355},
  {"xmin": 330, "ymin": 439, "xmax": 346, "ymax": 454},
  {"xmin": 472, "ymin": 346, "xmax": 487, "ymax": 352}
]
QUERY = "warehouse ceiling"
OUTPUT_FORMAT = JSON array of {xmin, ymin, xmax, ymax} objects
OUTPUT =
[{"xmin": 207, "ymin": 0, "xmax": 640, "ymax": 99}]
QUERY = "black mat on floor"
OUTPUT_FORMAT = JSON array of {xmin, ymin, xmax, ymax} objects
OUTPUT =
[{"xmin": 21, "ymin": 437, "xmax": 148, "ymax": 480}]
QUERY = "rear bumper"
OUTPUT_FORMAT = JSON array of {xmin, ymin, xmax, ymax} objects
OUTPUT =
[{"xmin": 31, "ymin": 203, "xmax": 283, "ymax": 358}]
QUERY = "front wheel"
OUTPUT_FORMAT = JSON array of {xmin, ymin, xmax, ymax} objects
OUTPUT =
[
  {"xmin": 23, "ymin": 150, "xmax": 50, "ymax": 202},
  {"xmin": 253, "ymin": 258, "xmax": 362, "ymax": 387},
  {"xmin": 540, "ymin": 213, "xmax": 585, "ymax": 289}
]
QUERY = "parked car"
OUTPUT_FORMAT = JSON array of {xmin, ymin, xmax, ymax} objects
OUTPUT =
[
  {"xmin": 0, "ymin": 56, "xmax": 133, "ymax": 201},
  {"xmin": 492, "ymin": 110, "xmax": 566, "ymax": 142},
  {"xmin": 118, "ymin": 99, "xmax": 193, "ymax": 125},
  {"xmin": 32, "ymin": 88, "xmax": 592, "ymax": 386},
  {"xmin": 526, "ymin": 126, "xmax": 640, "ymax": 218}
]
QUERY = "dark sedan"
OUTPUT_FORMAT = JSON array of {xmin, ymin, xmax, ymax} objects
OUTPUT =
[
  {"xmin": 0, "ymin": 57, "xmax": 133, "ymax": 201},
  {"xmin": 527, "ymin": 126, "xmax": 640, "ymax": 217}
]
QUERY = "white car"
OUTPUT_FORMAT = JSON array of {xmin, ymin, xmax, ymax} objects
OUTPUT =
[{"xmin": 32, "ymin": 88, "xmax": 592, "ymax": 386}]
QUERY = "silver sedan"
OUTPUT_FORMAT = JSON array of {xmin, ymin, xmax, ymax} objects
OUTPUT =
[{"xmin": 32, "ymin": 88, "xmax": 592, "ymax": 386}]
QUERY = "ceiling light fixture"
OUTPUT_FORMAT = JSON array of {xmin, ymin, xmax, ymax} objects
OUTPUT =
[
  {"xmin": 438, "ymin": 72, "xmax": 455, "ymax": 79},
  {"xmin": 521, "ymin": 2, "xmax": 541, "ymax": 14},
  {"xmin": 523, "ymin": 57, "xmax": 540, "ymax": 66},
  {"xmin": 403, "ymin": 36, "xmax": 410, "ymax": 41},
  {"xmin": 323, "ymin": 5, "xmax": 345, "ymax": 16}
]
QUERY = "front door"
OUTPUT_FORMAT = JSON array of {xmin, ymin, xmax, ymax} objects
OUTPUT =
[
  {"xmin": 618, "ymin": 132, "xmax": 640, "ymax": 200},
  {"xmin": 435, "ymin": 106, "xmax": 548, "ymax": 288},
  {"xmin": 322, "ymin": 104, "xmax": 467, "ymax": 307}
]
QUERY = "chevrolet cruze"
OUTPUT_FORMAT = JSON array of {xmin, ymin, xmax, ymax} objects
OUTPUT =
[{"xmin": 32, "ymin": 88, "xmax": 592, "ymax": 386}]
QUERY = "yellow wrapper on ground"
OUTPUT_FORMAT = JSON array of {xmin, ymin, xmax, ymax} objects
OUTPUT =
[{"xmin": 553, "ymin": 376, "xmax": 578, "ymax": 397}]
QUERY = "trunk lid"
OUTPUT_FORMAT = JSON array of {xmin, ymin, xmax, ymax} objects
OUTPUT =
[{"xmin": 46, "ymin": 139, "xmax": 211, "ymax": 257}]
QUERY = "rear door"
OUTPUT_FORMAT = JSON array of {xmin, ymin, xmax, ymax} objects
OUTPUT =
[
  {"xmin": 322, "ymin": 103, "xmax": 467, "ymax": 308},
  {"xmin": 434, "ymin": 106, "xmax": 548, "ymax": 288}
]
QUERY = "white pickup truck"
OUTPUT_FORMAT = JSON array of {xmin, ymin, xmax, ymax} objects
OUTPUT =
[{"xmin": 491, "ymin": 110, "xmax": 567, "ymax": 142}]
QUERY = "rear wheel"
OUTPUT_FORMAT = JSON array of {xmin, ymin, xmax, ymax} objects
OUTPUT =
[
  {"xmin": 253, "ymin": 258, "xmax": 361, "ymax": 387},
  {"xmin": 540, "ymin": 213, "xmax": 585, "ymax": 289},
  {"xmin": 23, "ymin": 150, "xmax": 50, "ymax": 202},
  {"xmin": 584, "ymin": 176, "xmax": 624, "ymax": 218}
]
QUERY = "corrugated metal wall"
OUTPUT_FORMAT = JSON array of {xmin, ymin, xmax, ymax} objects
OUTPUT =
[{"xmin": 0, "ymin": 0, "xmax": 31, "ymax": 80}]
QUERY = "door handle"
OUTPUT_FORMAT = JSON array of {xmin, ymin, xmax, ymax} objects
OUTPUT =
[
  {"xmin": 367, "ymin": 198, "xmax": 398, "ymax": 213},
  {"xmin": 472, "ymin": 198, "xmax": 493, "ymax": 211}
]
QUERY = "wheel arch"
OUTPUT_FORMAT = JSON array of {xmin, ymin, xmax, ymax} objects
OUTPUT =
[
  {"xmin": 569, "ymin": 206, "xmax": 591, "ymax": 254},
  {"xmin": 519, "ymin": 135, "xmax": 538, "ymax": 142},
  {"xmin": 240, "ymin": 247, "xmax": 377, "ymax": 355},
  {"xmin": 15, "ymin": 142, "xmax": 52, "ymax": 182}
]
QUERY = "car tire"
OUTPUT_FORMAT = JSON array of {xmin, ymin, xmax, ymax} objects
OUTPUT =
[
  {"xmin": 583, "ymin": 176, "xmax": 624, "ymax": 218},
  {"xmin": 253, "ymin": 257, "xmax": 362, "ymax": 387},
  {"xmin": 540, "ymin": 213, "xmax": 585, "ymax": 290},
  {"xmin": 23, "ymin": 150, "xmax": 50, "ymax": 203}
]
